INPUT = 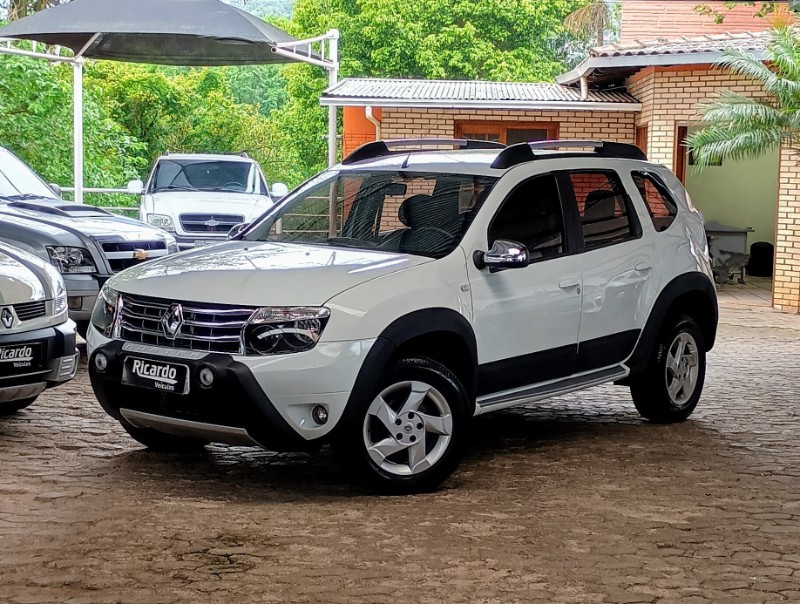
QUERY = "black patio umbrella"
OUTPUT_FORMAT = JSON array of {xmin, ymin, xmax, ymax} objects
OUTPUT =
[{"xmin": 0, "ymin": 0, "xmax": 307, "ymax": 65}]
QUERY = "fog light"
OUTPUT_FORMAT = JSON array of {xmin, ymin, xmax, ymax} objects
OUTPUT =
[
  {"xmin": 198, "ymin": 366, "xmax": 215, "ymax": 388},
  {"xmin": 311, "ymin": 405, "xmax": 328, "ymax": 425},
  {"xmin": 94, "ymin": 353, "xmax": 108, "ymax": 372},
  {"xmin": 68, "ymin": 296, "xmax": 83, "ymax": 311}
]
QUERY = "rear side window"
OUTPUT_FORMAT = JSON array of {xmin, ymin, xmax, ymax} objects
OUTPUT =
[
  {"xmin": 568, "ymin": 171, "xmax": 637, "ymax": 251},
  {"xmin": 631, "ymin": 171, "xmax": 678, "ymax": 232}
]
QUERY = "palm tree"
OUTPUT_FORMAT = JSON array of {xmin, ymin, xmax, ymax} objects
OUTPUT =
[
  {"xmin": 688, "ymin": 26, "xmax": 800, "ymax": 168},
  {"xmin": 564, "ymin": 0, "xmax": 613, "ymax": 47}
]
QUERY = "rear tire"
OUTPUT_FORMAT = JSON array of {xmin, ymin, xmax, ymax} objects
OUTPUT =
[
  {"xmin": 630, "ymin": 315, "xmax": 706, "ymax": 423},
  {"xmin": 120, "ymin": 422, "xmax": 208, "ymax": 452},
  {"xmin": 0, "ymin": 396, "xmax": 38, "ymax": 416},
  {"xmin": 334, "ymin": 357, "xmax": 469, "ymax": 494}
]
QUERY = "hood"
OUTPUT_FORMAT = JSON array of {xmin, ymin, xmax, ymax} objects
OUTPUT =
[
  {"xmin": 0, "ymin": 242, "xmax": 57, "ymax": 305},
  {"xmin": 0, "ymin": 200, "xmax": 170, "ymax": 241},
  {"xmin": 110, "ymin": 240, "xmax": 432, "ymax": 306},
  {"xmin": 149, "ymin": 191, "xmax": 271, "ymax": 220}
]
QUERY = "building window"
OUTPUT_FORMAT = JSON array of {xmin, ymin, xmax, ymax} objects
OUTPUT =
[{"xmin": 455, "ymin": 121, "xmax": 558, "ymax": 145}]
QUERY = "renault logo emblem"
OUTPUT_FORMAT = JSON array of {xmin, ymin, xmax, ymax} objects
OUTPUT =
[
  {"xmin": 133, "ymin": 249, "xmax": 149, "ymax": 260},
  {"xmin": 0, "ymin": 308, "xmax": 12, "ymax": 329},
  {"xmin": 161, "ymin": 303, "xmax": 183, "ymax": 340}
]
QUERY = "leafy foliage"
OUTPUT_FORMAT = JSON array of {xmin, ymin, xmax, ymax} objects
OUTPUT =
[{"xmin": 687, "ymin": 27, "xmax": 800, "ymax": 167}]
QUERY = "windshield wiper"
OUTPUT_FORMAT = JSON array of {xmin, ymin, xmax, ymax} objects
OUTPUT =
[
  {"xmin": 1, "ymin": 193, "xmax": 52, "ymax": 201},
  {"xmin": 157, "ymin": 185, "xmax": 202, "ymax": 192}
]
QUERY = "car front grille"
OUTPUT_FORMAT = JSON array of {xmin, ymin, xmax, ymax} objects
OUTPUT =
[
  {"xmin": 13, "ymin": 300, "xmax": 46, "ymax": 321},
  {"xmin": 179, "ymin": 214, "xmax": 245, "ymax": 234},
  {"xmin": 119, "ymin": 293, "xmax": 256, "ymax": 354},
  {"xmin": 101, "ymin": 241, "xmax": 168, "ymax": 272}
]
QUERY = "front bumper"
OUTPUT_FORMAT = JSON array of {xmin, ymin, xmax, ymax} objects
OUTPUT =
[
  {"xmin": 88, "ymin": 336, "xmax": 373, "ymax": 451},
  {"xmin": 173, "ymin": 234, "xmax": 228, "ymax": 251},
  {"xmin": 64, "ymin": 273, "xmax": 106, "ymax": 323},
  {"xmin": 0, "ymin": 320, "xmax": 79, "ymax": 403}
]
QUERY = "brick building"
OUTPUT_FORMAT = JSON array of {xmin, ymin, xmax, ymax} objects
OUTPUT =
[{"xmin": 321, "ymin": 2, "xmax": 800, "ymax": 312}]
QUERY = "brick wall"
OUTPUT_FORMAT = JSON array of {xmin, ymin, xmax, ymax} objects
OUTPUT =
[
  {"xmin": 379, "ymin": 108, "xmax": 637, "ymax": 143},
  {"xmin": 627, "ymin": 65, "xmax": 799, "ymax": 311},
  {"xmin": 620, "ymin": 0, "xmax": 793, "ymax": 42}
]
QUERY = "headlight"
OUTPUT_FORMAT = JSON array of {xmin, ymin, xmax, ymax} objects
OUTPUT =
[
  {"xmin": 147, "ymin": 214, "xmax": 175, "ymax": 232},
  {"xmin": 244, "ymin": 307, "xmax": 330, "ymax": 355},
  {"xmin": 90, "ymin": 285, "xmax": 119, "ymax": 338},
  {"xmin": 46, "ymin": 246, "xmax": 97, "ymax": 274},
  {"xmin": 53, "ymin": 280, "xmax": 68, "ymax": 317}
]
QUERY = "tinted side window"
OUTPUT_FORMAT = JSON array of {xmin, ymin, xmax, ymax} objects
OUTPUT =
[
  {"xmin": 489, "ymin": 174, "xmax": 565, "ymax": 261},
  {"xmin": 632, "ymin": 171, "xmax": 678, "ymax": 232},
  {"xmin": 569, "ymin": 171, "xmax": 635, "ymax": 251}
]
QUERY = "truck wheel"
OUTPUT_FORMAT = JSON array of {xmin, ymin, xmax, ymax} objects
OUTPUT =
[
  {"xmin": 0, "ymin": 396, "xmax": 38, "ymax": 416},
  {"xmin": 335, "ymin": 357, "xmax": 469, "ymax": 494},
  {"xmin": 630, "ymin": 315, "xmax": 706, "ymax": 423},
  {"xmin": 120, "ymin": 422, "xmax": 208, "ymax": 452}
]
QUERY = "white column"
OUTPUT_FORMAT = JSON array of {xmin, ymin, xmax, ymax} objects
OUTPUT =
[
  {"xmin": 327, "ymin": 29, "xmax": 340, "ymax": 238},
  {"xmin": 72, "ymin": 59, "xmax": 84, "ymax": 204}
]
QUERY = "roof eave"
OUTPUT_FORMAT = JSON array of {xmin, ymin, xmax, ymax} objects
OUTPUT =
[
  {"xmin": 556, "ymin": 49, "xmax": 770, "ymax": 85},
  {"xmin": 320, "ymin": 96, "xmax": 641, "ymax": 112}
]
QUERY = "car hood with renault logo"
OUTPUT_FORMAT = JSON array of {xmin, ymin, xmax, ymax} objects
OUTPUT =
[
  {"xmin": 0, "ymin": 242, "xmax": 63, "ymax": 334},
  {"xmin": 109, "ymin": 240, "xmax": 432, "ymax": 306}
]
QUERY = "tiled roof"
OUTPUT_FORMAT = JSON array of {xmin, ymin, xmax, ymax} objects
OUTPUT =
[
  {"xmin": 590, "ymin": 30, "xmax": 769, "ymax": 58},
  {"xmin": 322, "ymin": 78, "xmax": 639, "ymax": 105}
]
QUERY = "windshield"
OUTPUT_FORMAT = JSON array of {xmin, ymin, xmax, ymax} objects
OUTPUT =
[
  {"xmin": 244, "ymin": 170, "xmax": 498, "ymax": 259},
  {"xmin": 0, "ymin": 149, "xmax": 60, "ymax": 201},
  {"xmin": 150, "ymin": 159, "xmax": 261, "ymax": 194}
]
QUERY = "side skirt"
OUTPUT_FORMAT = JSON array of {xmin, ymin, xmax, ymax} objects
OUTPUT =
[{"xmin": 474, "ymin": 364, "xmax": 629, "ymax": 416}]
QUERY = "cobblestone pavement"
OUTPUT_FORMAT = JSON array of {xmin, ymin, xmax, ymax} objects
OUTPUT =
[{"xmin": 2, "ymin": 306, "xmax": 800, "ymax": 604}]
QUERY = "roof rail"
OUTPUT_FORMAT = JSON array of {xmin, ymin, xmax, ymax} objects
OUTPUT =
[
  {"xmin": 239, "ymin": 151, "xmax": 250, "ymax": 158},
  {"xmin": 491, "ymin": 140, "xmax": 647, "ymax": 170},
  {"xmin": 342, "ymin": 138, "xmax": 506, "ymax": 165}
]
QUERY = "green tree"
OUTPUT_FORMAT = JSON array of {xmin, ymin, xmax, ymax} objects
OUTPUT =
[
  {"xmin": 564, "ymin": 0, "xmax": 614, "ymax": 47},
  {"xmin": 687, "ymin": 27, "xmax": 800, "ymax": 168},
  {"xmin": 0, "ymin": 54, "xmax": 145, "ymax": 190}
]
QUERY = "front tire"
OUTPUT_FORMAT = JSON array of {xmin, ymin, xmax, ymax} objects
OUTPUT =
[
  {"xmin": 0, "ymin": 396, "xmax": 38, "ymax": 416},
  {"xmin": 630, "ymin": 315, "xmax": 706, "ymax": 423},
  {"xmin": 335, "ymin": 357, "xmax": 470, "ymax": 494},
  {"xmin": 120, "ymin": 422, "xmax": 208, "ymax": 452}
]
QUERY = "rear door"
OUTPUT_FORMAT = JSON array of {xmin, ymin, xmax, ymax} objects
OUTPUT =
[{"xmin": 562, "ymin": 168, "xmax": 656, "ymax": 373}]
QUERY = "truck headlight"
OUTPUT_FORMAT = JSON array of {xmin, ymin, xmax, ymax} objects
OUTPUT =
[
  {"xmin": 90, "ymin": 285, "xmax": 119, "ymax": 338},
  {"xmin": 244, "ymin": 307, "xmax": 330, "ymax": 355},
  {"xmin": 46, "ymin": 246, "xmax": 97, "ymax": 274},
  {"xmin": 147, "ymin": 214, "xmax": 175, "ymax": 232}
]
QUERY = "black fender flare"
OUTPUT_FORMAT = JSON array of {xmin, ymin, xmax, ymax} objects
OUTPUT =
[
  {"xmin": 625, "ymin": 272, "xmax": 718, "ymax": 376},
  {"xmin": 337, "ymin": 308, "xmax": 478, "ymax": 430}
]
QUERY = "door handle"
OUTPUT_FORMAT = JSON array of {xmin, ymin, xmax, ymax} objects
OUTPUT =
[
  {"xmin": 635, "ymin": 262, "xmax": 652, "ymax": 272},
  {"xmin": 559, "ymin": 278, "xmax": 580, "ymax": 290}
]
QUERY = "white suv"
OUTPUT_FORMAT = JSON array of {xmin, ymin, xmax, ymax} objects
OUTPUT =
[
  {"xmin": 130, "ymin": 153, "xmax": 288, "ymax": 250},
  {"xmin": 87, "ymin": 139, "xmax": 718, "ymax": 493}
]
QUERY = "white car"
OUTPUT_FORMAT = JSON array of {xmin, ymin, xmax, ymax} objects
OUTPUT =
[
  {"xmin": 0, "ymin": 241, "xmax": 78, "ymax": 414},
  {"xmin": 88, "ymin": 139, "xmax": 718, "ymax": 493},
  {"xmin": 130, "ymin": 153, "xmax": 288, "ymax": 250}
]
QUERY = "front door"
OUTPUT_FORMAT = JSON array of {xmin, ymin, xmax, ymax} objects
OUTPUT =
[{"xmin": 467, "ymin": 172, "xmax": 583, "ymax": 397}]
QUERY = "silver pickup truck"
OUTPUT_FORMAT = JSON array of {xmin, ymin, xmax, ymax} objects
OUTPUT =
[{"xmin": 0, "ymin": 147, "xmax": 178, "ymax": 337}]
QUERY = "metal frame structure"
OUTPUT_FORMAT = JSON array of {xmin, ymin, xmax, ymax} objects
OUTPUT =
[{"xmin": 0, "ymin": 29, "xmax": 340, "ymax": 204}]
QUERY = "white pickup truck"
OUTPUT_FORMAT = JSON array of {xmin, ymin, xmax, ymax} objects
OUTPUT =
[{"xmin": 130, "ymin": 153, "xmax": 288, "ymax": 250}]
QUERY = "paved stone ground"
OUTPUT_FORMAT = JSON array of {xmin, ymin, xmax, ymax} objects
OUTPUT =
[{"xmin": 1, "ymin": 306, "xmax": 800, "ymax": 603}]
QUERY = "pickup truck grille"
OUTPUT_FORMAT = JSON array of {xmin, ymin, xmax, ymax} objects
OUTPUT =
[
  {"xmin": 119, "ymin": 293, "xmax": 256, "ymax": 354},
  {"xmin": 101, "ymin": 241, "xmax": 168, "ymax": 272},
  {"xmin": 13, "ymin": 300, "xmax": 46, "ymax": 321},
  {"xmin": 180, "ymin": 214, "xmax": 244, "ymax": 234}
]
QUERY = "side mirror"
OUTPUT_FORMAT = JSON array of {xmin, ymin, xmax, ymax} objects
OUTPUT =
[
  {"xmin": 126, "ymin": 179, "xmax": 144, "ymax": 195},
  {"xmin": 270, "ymin": 182, "xmax": 289, "ymax": 199},
  {"xmin": 228, "ymin": 222, "xmax": 251, "ymax": 240},
  {"xmin": 48, "ymin": 183, "xmax": 62, "ymax": 197},
  {"xmin": 473, "ymin": 239, "xmax": 530, "ymax": 272}
]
